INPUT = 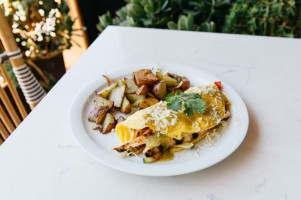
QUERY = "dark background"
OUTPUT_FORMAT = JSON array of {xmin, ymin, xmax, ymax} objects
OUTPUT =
[{"xmin": 77, "ymin": 0, "xmax": 125, "ymax": 44}]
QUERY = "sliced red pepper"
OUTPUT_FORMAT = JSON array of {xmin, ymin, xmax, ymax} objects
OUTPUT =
[{"xmin": 214, "ymin": 81, "xmax": 222, "ymax": 89}]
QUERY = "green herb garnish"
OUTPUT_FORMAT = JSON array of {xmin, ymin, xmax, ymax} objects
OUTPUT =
[{"xmin": 165, "ymin": 92, "xmax": 206, "ymax": 116}]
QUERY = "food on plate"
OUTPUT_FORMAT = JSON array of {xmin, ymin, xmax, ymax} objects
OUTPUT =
[
  {"xmin": 156, "ymin": 71, "xmax": 178, "ymax": 87},
  {"xmin": 138, "ymin": 97, "xmax": 159, "ymax": 109},
  {"xmin": 102, "ymin": 113, "xmax": 116, "ymax": 134},
  {"xmin": 98, "ymin": 83, "xmax": 118, "ymax": 98},
  {"xmin": 93, "ymin": 96, "xmax": 114, "ymax": 109},
  {"xmin": 115, "ymin": 83, "xmax": 231, "ymax": 163},
  {"xmin": 136, "ymin": 85, "xmax": 148, "ymax": 95},
  {"xmin": 126, "ymin": 94, "xmax": 146, "ymax": 104},
  {"xmin": 133, "ymin": 69, "xmax": 159, "ymax": 86},
  {"xmin": 88, "ymin": 68, "xmax": 231, "ymax": 163},
  {"xmin": 108, "ymin": 85, "xmax": 126, "ymax": 108},
  {"xmin": 152, "ymin": 81, "xmax": 167, "ymax": 100},
  {"xmin": 88, "ymin": 106, "xmax": 109, "ymax": 124},
  {"xmin": 125, "ymin": 78, "xmax": 139, "ymax": 94},
  {"xmin": 120, "ymin": 97, "xmax": 131, "ymax": 113}
]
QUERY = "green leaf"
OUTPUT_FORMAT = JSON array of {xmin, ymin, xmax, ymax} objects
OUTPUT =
[
  {"xmin": 167, "ymin": 21, "xmax": 178, "ymax": 30},
  {"xmin": 188, "ymin": 99, "xmax": 206, "ymax": 114},
  {"xmin": 184, "ymin": 102, "xmax": 193, "ymax": 116},
  {"xmin": 165, "ymin": 91, "xmax": 206, "ymax": 116}
]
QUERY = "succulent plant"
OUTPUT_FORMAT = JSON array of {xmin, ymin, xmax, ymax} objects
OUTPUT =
[
  {"xmin": 223, "ymin": 0, "xmax": 301, "ymax": 37},
  {"xmin": 97, "ymin": 0, "xmax": 301, "ymax": 38}
]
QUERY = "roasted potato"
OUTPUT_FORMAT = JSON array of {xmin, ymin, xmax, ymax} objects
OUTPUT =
[
  {"xmin": 102, "ymin": 113, "xmax": 116, "ymax": 134},
  {"xmin": 109, "ymin": 85, "xmax": 126, "ymax": 108},
  {"xmin": 92, "ymin": 124, "xmax": 102, "ymax": 130},
  {"xmin": 98, "ymin": 83, "xmax": 118, "ymax": 98},
  {"xmin": 102, "ymin": 75, "xmax": 113, "ymax": 86},
  {"xmin": 146, "ymin": 92, "xmax": 155, "ymax": 97},
  {"xmin": 152, "ymin": 81, "xmax": 167, "ymax": 100},
  {"xmin": 120, "ymin": 97, "xmax": 131, "ymax": 113},
  {"xmin": 130, "ymin": 106, "xmax": 139, "ymax": 114},
  {"xmin": 136, "ymin": 85, "xmax": 148, "ymax": 95},
  {"xmin": 126, "ymin": 94, "xmax": 146, "ymax": 103},
  {"xmin": 88, "ymin": 106, "xmax": 109, "ymax": 124},
  {"xmin": 138, "ymin": 97, "xmax": 159, "ymax": 109},
  {"xmin": 156, "ymin": 71, "xmax": 178, "ymax": 87},
  {"xmin": 93, "ymin": 96, "xmax": 114, "ymax": 109},
  {"xmin": 133, "ymin": 69, "xmax": 159, "ymax": 86},
  {"xmin": 117, "ymin": 79, "xmax": 126, "ymax": 86},
  {"xmin": 125, "ymin": 78, "xmax": 139, "ymax": 94},
  {"xmin": 180, "ymin": 79, "xmax": 190, "ymax": 90},
  {"xmin": 117, "ymin": 116, "xmax": 126, "ymax": 124}
]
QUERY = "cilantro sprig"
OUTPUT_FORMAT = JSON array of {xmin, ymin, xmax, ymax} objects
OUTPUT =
[{"xmin": 165, "ymin": 92, "xmax": 206, "ymax": 116}]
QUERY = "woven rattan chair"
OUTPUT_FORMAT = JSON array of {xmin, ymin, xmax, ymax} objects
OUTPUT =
[{"xmin": 0, "ymin": 9, "xmax": 46, "ymax": 142}]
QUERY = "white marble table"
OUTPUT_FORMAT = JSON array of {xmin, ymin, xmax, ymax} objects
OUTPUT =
[{"xmin": 1, "ymin": 26, "xmax": 301, "ymax": 200}]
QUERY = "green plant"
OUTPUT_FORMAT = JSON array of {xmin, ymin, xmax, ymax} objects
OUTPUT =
[
  {"xmin": 97, "ymin": 0, "xmax": 301, "ymax": 38},
  {"xmin": 0, "ymin": 0, "xmax": 83, "ymax": 89},
  {"xmin": 223, "ymin": 0, "xmax": 301, "ymax": 37},
  {"xmin": 96, "ymin": 0, "xmax": 230, "ymax": 32},
  {"xmin": 165, "ymin": 92, "xmax": 205, "ymax": 116}
]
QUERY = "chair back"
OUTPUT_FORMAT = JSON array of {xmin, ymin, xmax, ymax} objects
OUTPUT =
[{"xmin": 0, "ymin": 9, "xmax": 46, "ymax": 143}]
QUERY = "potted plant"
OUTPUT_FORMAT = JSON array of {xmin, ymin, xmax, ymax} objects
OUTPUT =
[{"xmin": 0, "ymin": 0, "xmax": 82, "ymax": 90}]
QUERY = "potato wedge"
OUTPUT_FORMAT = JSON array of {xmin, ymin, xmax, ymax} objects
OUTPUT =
[
  {"xmin": 102, "ymin": 113, "xmax": 116, "ymax": 134},
  {"xmin": 117, "ymin": 116, "xmax": 126, "ymax": 124},
  {"xmin": 120, "ymin": 97, "xmax": 131, "ymax": 113},
  {"xmin": 138, "ymin": 97, "xmax": 159, "ymax": 109},
  {"xmin": 109, "ymin": 85, "xmax": 126, "ymax": 108},
  {"xmin": 133, "ymin": 69, "xmax": 159, "ymax": 86},
  {"xmin": 152, "ymin": 81, "xmax": 167, "ymax": 100},
  {"xmin": 180, "ymin": 79, "xmax": 190, "ymax": 90},
  {"xmin": 88, "ymin": 106, "xmax": 109, "ymax": 124},
  {"xmin": 92, "ymin": 124, "xmax": 102, "ymax": 131},
  {"xmin": 93, "ymin": 96, "xmax": 114, "ymax": 109},
  {"xmin": 146, "ymin": 92, "xmax": 154, "ymax": 97},
  {"xmin": 117, "ymin": 79, "xmax": 126, "ymax": 86},
  {"xmin": 98, "ymin": 83, "xmax": 118, "ymax": 98},
  {"xmin": 125, "ymin": 78, "xmax": 139, "ymax": 94},
  {"xmin": 102, "ymin": 75, "xmax": 113, "ymax": 86},
  {"xmin": 136, "ymin": 85, "xmax": 148, "ymax": 95},
  {"xmin": 130, "ymin": 106, "xmax": 139, "ymax": 114},
  {"xmin": 156, "ymin": 71, "xmax": 178, "ymax": 87},
  {"xmin": 126, "ymin": 94, "xmax": 146, "ymax": 103}
]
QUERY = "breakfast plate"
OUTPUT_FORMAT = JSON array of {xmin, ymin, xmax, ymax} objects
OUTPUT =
[{"xmin": 69, "ymin": 63, "xmax": 249, "ymax": 176}]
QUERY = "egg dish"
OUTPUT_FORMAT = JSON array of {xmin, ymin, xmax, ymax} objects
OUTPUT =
[
  {"xmin": 88, "ymin": 69, "xmax": 231, "ymax": 163},
  {"xmin": 114, "ymin": 84, "xmax": 231, "ymax": 163}
]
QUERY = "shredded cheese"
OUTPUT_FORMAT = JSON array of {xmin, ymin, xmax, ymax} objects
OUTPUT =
[{"xmin": 142, "ymin": 101, "xmax": 178, "ymax": 134}]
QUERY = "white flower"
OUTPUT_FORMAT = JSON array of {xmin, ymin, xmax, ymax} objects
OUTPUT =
[{"xmin": 38, "ymin": 9, "xmax": 45, "ymax": 17}]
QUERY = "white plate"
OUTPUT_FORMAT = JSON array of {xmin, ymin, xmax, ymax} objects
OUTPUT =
[{"xmin": 69, "ymin": 63, "xmax": 249, "ymax": 176}]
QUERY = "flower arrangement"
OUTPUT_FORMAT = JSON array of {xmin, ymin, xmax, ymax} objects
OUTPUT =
[{"xmin": 0, "ymin": 0, "xmax": 82, "ymax": 90}]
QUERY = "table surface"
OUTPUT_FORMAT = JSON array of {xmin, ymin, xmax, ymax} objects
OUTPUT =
[{"xmin": 1, "ymin": 26, "xmax": 301, "ymax": 200}]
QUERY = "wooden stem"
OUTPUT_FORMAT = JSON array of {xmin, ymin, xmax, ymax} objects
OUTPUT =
[
  {"xmin": 0, "ymin": 85, "xmax": 21, "ymax": 126},
  {"xmin": 0, "ymin": 9, "xmax": 39, "ymax": 109},
  {"xmin": 0, "ymin": 105, "xmax": 15, "ymax": 133},
  {"xmin": 0, "ymin": 64, "xmax": 27, "ymax": 119},
  {"xmin": 0, "ymin": 119, "xmax": 10, "ymax": 140}
]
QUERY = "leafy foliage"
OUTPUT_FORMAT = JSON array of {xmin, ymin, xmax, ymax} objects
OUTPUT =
[
  {"xmin": 165, "ymin": 92, "xmax": 206, "ymax": 116},
  {"xmin": 97, "ymin": 0, "xmax": 301, "ymax": 38},
  {"xmin": 223, "ymin": 0, "xmax": 301, "ymax": 37},
  {"xmin": 96, "ymin": 0, "xmax": 229, "ymax": 32}
]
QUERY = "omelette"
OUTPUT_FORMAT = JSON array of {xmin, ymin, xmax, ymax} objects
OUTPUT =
[{"xmin": 114, "ymin": 83, "xmax": 231, "ymax": 163}]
